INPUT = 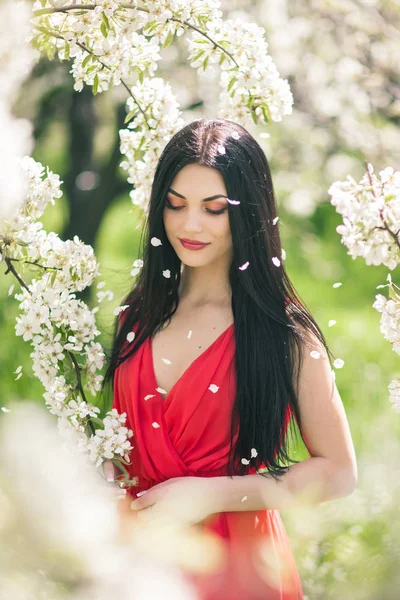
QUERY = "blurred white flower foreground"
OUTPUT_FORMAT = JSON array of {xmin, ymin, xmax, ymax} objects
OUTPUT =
[{"xmin": 0, "ymin": 403, "xmax": 197, "ymax": 600}]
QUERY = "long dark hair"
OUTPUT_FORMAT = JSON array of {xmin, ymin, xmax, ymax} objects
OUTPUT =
[{"xmin": 103, "ymin": 117, "xmax": 333, "ymax": 480}]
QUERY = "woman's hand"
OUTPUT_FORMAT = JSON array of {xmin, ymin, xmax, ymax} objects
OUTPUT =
[{"xmin": 130, "ymin": 476, "xmax": 220, "ymax": 528}]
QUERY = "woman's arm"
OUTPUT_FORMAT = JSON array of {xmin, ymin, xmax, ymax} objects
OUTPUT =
[{"xmin": 212, "ymin": 329, "xmax": 358, "ymax": 513}]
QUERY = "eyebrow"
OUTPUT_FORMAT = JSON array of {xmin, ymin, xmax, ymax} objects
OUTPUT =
[{"xmin": 168, "ymin": 188, "xmax": 228, "ymax": 203}]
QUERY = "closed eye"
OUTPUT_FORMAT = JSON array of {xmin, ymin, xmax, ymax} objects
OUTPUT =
[{"xmin": 165, "ymin": 201, "xmax": 227, "ymax": 216}]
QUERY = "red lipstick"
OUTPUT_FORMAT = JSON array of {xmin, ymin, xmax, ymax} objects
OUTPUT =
[{"xmin": 179, "ymin": 238, "xmax": 210, "ymax": 251}]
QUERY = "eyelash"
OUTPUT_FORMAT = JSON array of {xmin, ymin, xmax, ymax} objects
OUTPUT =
[{"xmin": 165, "ymin": 201, "xmax": 227, "ymax": 216}]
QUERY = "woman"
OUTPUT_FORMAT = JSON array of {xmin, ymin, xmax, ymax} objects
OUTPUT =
[{"xmin": 103, "ymin": 118, "xmax": 357, "ymax": 599}]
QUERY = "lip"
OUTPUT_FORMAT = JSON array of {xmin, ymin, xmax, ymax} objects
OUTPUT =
[{"xmin": 179, "ymin": 238, "xmax": 210, "ymax": 250}]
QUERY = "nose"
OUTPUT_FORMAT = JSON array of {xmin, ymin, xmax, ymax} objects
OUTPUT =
[{"xmin": 182, "ymin": 209, "xmax": 203, "ymax": 234}]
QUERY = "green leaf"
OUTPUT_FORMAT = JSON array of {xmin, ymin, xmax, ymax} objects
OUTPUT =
[
  {"xmin": 191, "ymin": 49, "xmax": 205, "ymax": 63},
  {"xmin": 251, "ymin": 110, "xmax": 258, "ymax": 125},
  {"xmin": 163, "ymin": 29, "xmax": 174, "ymax": 49},
  {"xmin": 82, "ymin": 53, "xmax": 92, "ymax": 68},
  {"xmin": 228, "ymin": 77, "xmax": 237, "ymax": 92},
  {"xmin": 124, "ymin": 109, "xmax": 137, "ymax": 124},
  {"xmin": 101, "ymin": 21, "xmax": 108, "ymax": 38},
  {"xmin": 219, "ymin": 53, "xmax": 226, "ymax": 66},
  {"xmin": 261, "ymin": 105, "xmax": 270, "ymax": 124},
  {"xmin": 93, "ymin": 73, "xmax": 99, "ymax": 95},
  {"xmin": 64, "ymin": 42, "xmax": 70, "ymax": 61},
  {"xmin": 202, "ymin": 56, "xmax": 209, "ymax": 71},
  {"xmin": 102, "ymin": 12, "xmax": 110, "ymax": 28}
]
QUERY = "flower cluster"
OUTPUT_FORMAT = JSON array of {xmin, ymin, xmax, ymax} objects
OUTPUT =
[
  {"xmin": 120, "ymin": 77, "xmax": 184, "ymax": 211},
  {"xmin": 187, "ymin": 18, "xmax": 293, "ymax": 126},
  {"xmin": 1, "ymin": 157, "xmax": 133, "ymax": 470},
  {"xmin": 329, "ymin": 165, "xmax": 400, "ymax": 271}
]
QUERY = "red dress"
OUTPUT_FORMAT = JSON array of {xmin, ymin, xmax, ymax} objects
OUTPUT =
[{"xmin": 113, "ymin": 323, "xmax": 303, "ymax": 599}]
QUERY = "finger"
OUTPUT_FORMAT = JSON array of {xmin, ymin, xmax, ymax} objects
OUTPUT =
[
  {"xmin": 130, "ymin": 493, "xmax": 155, "ymax": 511},
  {"xmin": 103, "ymin": 460, "xmax": 116, "ymax": 482}
]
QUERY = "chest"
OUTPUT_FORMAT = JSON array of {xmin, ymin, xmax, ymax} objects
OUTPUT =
[{"xmin": 150, "ymin": 312, "xmax": 234, "ymax": 400}]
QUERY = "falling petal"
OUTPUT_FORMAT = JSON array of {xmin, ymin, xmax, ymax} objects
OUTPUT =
[
  {"xmin": 14, "ymin": 365, "xmax": 23, "ymax": 374},
  {"xmin": 152, "ymin": 422, "xmax": 160, "ymax": 429},
  {"xmin": 333, "ymin": 358, "xmax": 344, "ymax": 369},
  {"xmin": 259, "ymin": 132, "xmax": 270, "ymax": 139},
  {"xmin": 241, "ymin": 496, "xmax": 248, "ymax": 503},
  {"xmin": 1, "ymin": 407, "xmax": 11, "ymax": 413},
  {"xmin": 231, "ymin": 131, "xmax": 240, "ymax": 140},
  {"xmin": 161, "ymin": 358, "xmax": 172, "ymax": 365},
  {"xmin": 227, "ymin": 198, "xmax": 241, "ymax": 205},
  {"xmin": 331, "ymin": 370, "xmax": 336, "ymax": 381},
  {"xmin": 113, "ymin": 304, "xmax": 129, "ymax": 316},
  {"xmin": 217, "ymin": 145, "xmax": 226, "ymax": 155},
  {"xmin": 241, "ymin": 458, "xmax": 250, "ymax": 465},
  {"xmin": 151, "ymin": 237, "xmax": 162, "ymax": 247},
  {"xmin": 208, "ymin": 384, "xmax": 219, "ymax": 394},
  {"xmin": 144, "ymin": 394, "xmax": 156, "ymax": 401},
  {"xmin": 130, "ymin": 267, "xmax": 141, "ymax": 277},
  {"xmin": 251, "ymin": 448, "xmax": 258, "ymax": 458},
  {"xmin": 272, "ymin": 257, "xmax": 281, "ymax": 267},
  {"xmin": 15, "ymin": 373, "xmax": 23, "ymax": 381},
  {"xmin": 8, "ymin": 284, "xmax": 14, "ymax": 296},
  {"xmin": 96, "ymin": 281, "xmax": 106, "ymax": 289},
  {"xmin": 239, "ymin": 261, "xmax": 249, "ymax": 271},
  {"xmin": 162, "ymin": 270, "xmax": 171, "ymax": 278},
  {"xmin": 126, "ymin": 331, "xmax": 135, "ymax": 343},
  {"xmin": 133, "ymin": 259, "xmax": 143, "ymax": 268},
  {"xmin": 328, "ymin": 320, "xmax": 336, "ymax": 327},
  {"xmin": 156, "ymin": 387, "xmax": 167, "ymax": 395},
  {"xmin": 281, "ymin": 249, "xmax": 286, "ymax": 261},
  {"xmin": 272, "ymin": 217, "xmax": 279, "ymax": 225},
  {"xmin": 333, "ymin": 282, "xmax": 342, "ymax": 288},
  {"xmin": 310, "ymin": 351, "xmax": 321, "ymax": 359},
  {"xmin": 187, "ymin": 330, "xmax": 192, "ymax": 339}
]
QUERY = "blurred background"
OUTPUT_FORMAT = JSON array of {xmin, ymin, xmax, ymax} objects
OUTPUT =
[{"xmin": 1, "ymin": 0, "xmax": 400, "ymax": 597}]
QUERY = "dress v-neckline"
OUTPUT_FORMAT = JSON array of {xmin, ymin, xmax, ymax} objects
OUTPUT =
[{"xmin": 149, "ymin": 322, "xmax": 234, "ymax": 402}]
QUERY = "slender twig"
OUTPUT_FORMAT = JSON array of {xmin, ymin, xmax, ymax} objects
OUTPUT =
[
  {"xmin": 8, "ymin": 257, "xmax": 62, "ymax": 272},
  {"xmin": 32, "ymin": 3, "xmax": 240, "ymax": 67},
  {"xmin": 3, "ymin": 253, "xmax": 96, "ymax": 436}
]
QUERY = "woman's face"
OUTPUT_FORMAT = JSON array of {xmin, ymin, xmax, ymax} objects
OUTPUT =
[{"xmin": 163, "ymin": 163, "xmax": 233, "ymax": 267}]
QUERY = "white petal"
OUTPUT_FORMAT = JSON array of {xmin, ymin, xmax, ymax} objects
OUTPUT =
[
  {"xmin": 15, "ymin": 373, "xmax": 23, "ymax": 380},
  {"xmin": 333, "ymin": 282, "xmax": 342, "ymax": 288},
  {"xmin": 239, "ymin": 261, "xmax": 249, "ymax": 271},
  {"xmin": 328, "ymin": 320, "xmax": 336, "ymax": 327},
  {"xmin": 281, "ymin": 249, "xmax": 286, "ymax": 261},
  {"xmin": 161, "ymin": 358, "xmax": 172, "ymax": 364},
  {"xmin": 14, "ymin": 365, "xmax": 23, "ymax": 374},
  {"xmin": 156, "ymin": 387, "xmax": 167, "ymax": 395},
  {"xmin": 187, "ymin": 330, "xmax": 192, "ymax": 339},
  {"xmin": 217, "ymin": 144, "xmax": 226, "ymax": 155},
  {"xmin": 310, "ymin": 351, "xmax": 321, "ymax": 359},
  {"xmin": 97, "ymin": 281, "xmax": 106, "ymax": 289},
  {"xmin": 333, "ymin": 358, "xmax": 344, "ymax": 369},
  {"xmin": 331, "ymin": 370, "xmax": 336, "ymax": 381},
  {"xmin": 259, "ymin": 132, "xmax": 270, "ymax": 139},
  {"xmin": 250, "ymin": 448, "xmax": 258, "ymax": 458},
  {"xmin": 272, "ymin": 217, "xmax": 279, "ymax": 225},
  {"xmin": 162, "ymin": 270, "xmax": 171, "ymax": 278},
  {"xmin": 231, "ymin": 131, "xmax": 240, "ymax": 140},
  {"xmin": 151, "ymin": 237, "xmax": 162, "ymax": 247},
  {"xmin": 241, "ymin": 458, "xmax": 250, "ymax": 465},
  {"xmin": 152, "ymin": 422, "xmax": 160, "ymax": 429},
  {"xmin": 227, "ymin": 198, "xmax": 241, "ymax": 205},
  {"xmin": 8, "ymin": 284, "xmax": 14, "ymax": 296},
  {"xmin": 144, "ymin": 394, "xmax": 156, "ymax": 401},
  {"xmin": 1, "ymin": 407, "xmax": 11, "ymax": 413},
  {"xmin": 272, "ymin": 256, "xmax": 281, "ymax": 267},
  {"xmin": 126, "ymin": 331, "xmax": 135, "ymax": 343},
  {"xmin": 208, "ymin": 384, "xmax": 219, "ymax": 393},
  {"xmin": 241, "ymin": 496, "xmax": 248, "ymax": 503}
]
